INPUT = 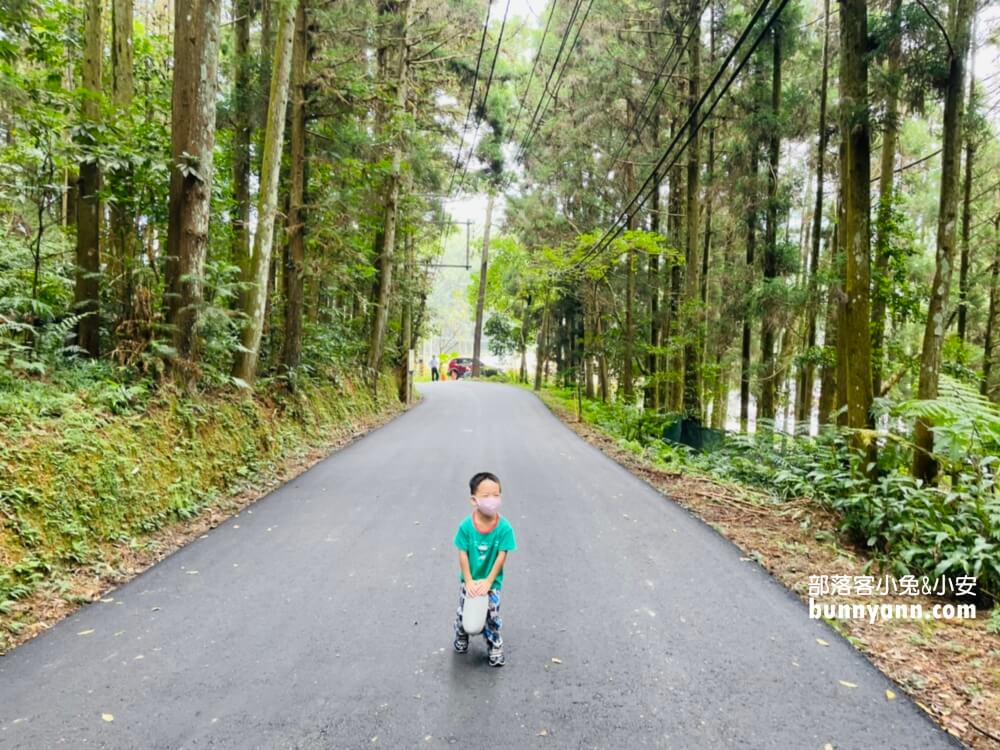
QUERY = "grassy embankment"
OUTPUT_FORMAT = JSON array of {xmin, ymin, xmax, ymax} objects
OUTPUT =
[{"xmin": 0, "ymin": 372, "xmax": 404, "ymax": 652}]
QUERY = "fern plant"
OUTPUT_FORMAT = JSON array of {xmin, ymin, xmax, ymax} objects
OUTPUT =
[{"xmin": 895, "ymin": 375, "xmax": 1000, "ymax": 472}]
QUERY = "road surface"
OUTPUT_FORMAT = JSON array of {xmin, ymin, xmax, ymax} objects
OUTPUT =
[{"xmin": 0, "ymin": 382, "xmax": 960, "ymax": 749}]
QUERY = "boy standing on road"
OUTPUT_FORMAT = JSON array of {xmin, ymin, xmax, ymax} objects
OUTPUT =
[
  {"xmin": 429, "ymin": 354, "xmax": 440, "ymax": 381},
  {"xmin": 452, "ymin": 471, "xmax": 517, "ymax": 666}
]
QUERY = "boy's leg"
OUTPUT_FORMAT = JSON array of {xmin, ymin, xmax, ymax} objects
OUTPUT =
[
  {"xmin": 484, "ymin": 589, "xmax": 504, "ymax": 666},
  {"xmin": 453, "ymin": 585, "xmax": 469, "ymax": 653}
]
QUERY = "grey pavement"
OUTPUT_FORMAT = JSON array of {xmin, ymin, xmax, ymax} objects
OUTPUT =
[{"xmin": 0, "ymin": 382, "xmax": 962, "ymax": 749}]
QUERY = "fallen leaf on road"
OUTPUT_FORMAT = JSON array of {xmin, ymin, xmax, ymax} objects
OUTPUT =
[
  {"xmin": 823, "ymin": 744, "xmax": 833, "ymax": 750},
  {"xmin": 839, "ymin": 680, "xmax": 858, "ymax": 688},
  {"xmin": 885, "ymin": 689, "xmax": 896, "ymax": 700},
  {"xmin": 551, "ymin": 657, "xmax": 562, "ymax": 664},
  {"xmin": 816, "ymin": 638, "xmax": 829, "ymax": 647},
  {"xmin": 78, "ymin": 629, "xmax": 94, "ymax": 636},
  {"xmin": 187, "ymin": 571, "xmax": 199, "ymax": 575},
  {"xmin": 101, "ymin": 714, "xmax": 114, "ymax": 722},
  {"xmin": 537, "ymin": 729, "xmax": 549, "ymax": 736}
]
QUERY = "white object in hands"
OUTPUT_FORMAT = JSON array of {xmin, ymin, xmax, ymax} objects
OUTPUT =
[{"xmin": 461, "ymin": 594, "xmax": 489, "ymax": 635}]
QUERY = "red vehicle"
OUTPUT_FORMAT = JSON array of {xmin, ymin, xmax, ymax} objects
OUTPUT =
[{"xmin": 447, "ymin": 357, "xmax": 500, "ymax": 379}]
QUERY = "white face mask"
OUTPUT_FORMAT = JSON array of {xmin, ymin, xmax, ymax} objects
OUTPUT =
[{"xmin": 474, "ymin": 495, "xmax": 502, "ymax": 517}]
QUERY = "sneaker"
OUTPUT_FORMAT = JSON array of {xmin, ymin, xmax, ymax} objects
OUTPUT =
[
  {"xmin": 453, "ymin": 634, "xmax": 469, "ymax": 653},
  {"xmin": 488, "ymin": 645, "xmax": 505, "ymax": 667}
]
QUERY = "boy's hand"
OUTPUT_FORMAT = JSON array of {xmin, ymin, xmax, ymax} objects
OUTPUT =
[{"xmin": 466, "ymin": 579, "xmax": 488, "ymax": 597}]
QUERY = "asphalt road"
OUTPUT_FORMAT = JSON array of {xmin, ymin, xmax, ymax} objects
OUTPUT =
[{"xmin": 0, "ymin": 382, "xmax": 962, "ymax": 749}]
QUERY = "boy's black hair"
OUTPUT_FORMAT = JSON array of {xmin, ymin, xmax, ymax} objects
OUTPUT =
[{"xmin": 469, "ymin": 471, "xmax": 501, "ymax": 495}]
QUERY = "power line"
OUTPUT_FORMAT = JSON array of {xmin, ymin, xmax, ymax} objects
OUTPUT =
[
  {"xmin": 509, "ymin": 0, "xmax": 586, "ymax": 165},
  {"xmin": 516, "ymin": 0, "xmax": 595, "ymax": 163},
  {"xmin": 605, "ymin": 0, "xmax": 710, "ymax": 174},
  {"xmin": 495, "ymin": 0, "xmax": 593, "ymax": 196},
  {"xmin": 456, "ymin": 0, "xmax": 513, "ymax": 195},
  {"xmin": 447, "ymin": 0, "xmax": 493, "ymax": 196},
  {"xmin": 580, "ymin": 0, "xmax": 788, "ymax": 269},
  {"xmin": 575, "ymin": 0, "xmax": 791, "ymax": 271},
  {"xmin": 508, "ymin": 0, "xmax": 559, "ymax": 144}
]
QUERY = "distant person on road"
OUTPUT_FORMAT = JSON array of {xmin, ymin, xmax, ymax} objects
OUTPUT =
[
  {"xmin": 452, "ymin": 471, "xmax": 517, "ymax": 667},
  {"xmin": 430, "ymin": 354, "xmax": 440, "ymax": 382}
]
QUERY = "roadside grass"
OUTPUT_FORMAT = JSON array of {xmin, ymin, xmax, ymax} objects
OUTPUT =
[{"xmin": 0, "ymin": 368, "xmax": 404, "ymax": 653}]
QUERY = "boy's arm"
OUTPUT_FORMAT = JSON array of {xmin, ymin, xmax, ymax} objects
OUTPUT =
[
  {"xmin": 483, "ymin": 550, "xmax": 508, "ymax": 591},
  {"xmin": 458, "ymin": 550, "xmax": 474, "ymax": 589}
]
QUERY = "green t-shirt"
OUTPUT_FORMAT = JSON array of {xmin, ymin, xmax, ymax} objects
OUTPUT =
[{"xmin": 454, "ymin": 514, "xmax": 517, "ymax": 590}]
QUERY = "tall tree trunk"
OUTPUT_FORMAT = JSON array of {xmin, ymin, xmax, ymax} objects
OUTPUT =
[
  {"xmin": 472, "ymin": 192, "xmax": 495, "ymax": 377},
  {"xmin": 703, "ymin": 5, "xmax": 719, "ymax": 424},
  {"xmin": 280, "ymin": 0, "xmax": 309, "ymax": 374},
  {"xmin": 835, "ymin": 194, "xmax": 849, "ymax": 428},
  {"xmin": 818, "ymin": 217, "xmax": 843, "ymax": 425},
  {"xmin": 666, "ymin": 153, "xmax": 684, "ymax": 412},
  {"xmin": 75, "ymin": 0, "xmax": 102, "ymax": 357},
  {"xmin": 740, "ymin": 149, "xmax": 759, "ymax": 432},
  {"xmin": 796, "ymin": 0, "xmax": 831, "ymax": 429},
  {"xmin": 398, "ymin": 233, "xmax": 414, "ymax": 402},
  {"xmin": 758, "ymin": 26, "xmax": 782, "ymax": 423},
  {"xmin": 623, "ymin": 158, "xmax": 638, "ymax": 401},
  {"xmin": 521, "ymin": 298, "xmax": 531, "ymax": 385},
  {"xmin": 818, "ymin": 285, "xmax": 839, "ymax": 425},
  {"xmin": 232, "ymin": 0, "xmax": 253, "ymax": 312},
  {"xmin": 110, "ymin": 0, "xmax": 135, "ymax": 329},
  {"xmin": 682, "ymin": 0, "xmax": 702, "ymax": 418},
  {"xmin": 983, "ymin": 214, "xmax": 1000, "ymax": 400},
  {"xmin": 62, "ymin": 50, "xmax": 77, "ymax": 229},
  {"xmin": 957, "ymin": 16, "xmax": 978, "ymax": 343},
  {"xmin": 624, "ymin": 247, "xmax": 636, "ymax": 401},
  {"xmin": 957, "ymin": 147, "xmax": 974, "ymax": 344},
  {"xmin": 912, "ymin": 0, "xmax": 975, "ymax": 481},
  {"xmin": 701, "ymin": 137, "xmax": 713, "ymax": 307},
  {"xmin": 582, "ymin": 285, "xmax": 595, "ymax": 398},
  {"xmin": 366, "ymin": 0, "xmax": 412, "ymax": 379},
  {"xmin": 165, "ymin": 0, "xmax": 222, "ymax": 369},
  {"xmin": 839, "ymin": 0, "xmax": 876, "ymax": 457},
  {"xmin": 645, "ymin": 177, "xmax": 661, "ymax": 410},
  {"xmin": 871, "ymin": 0, "xmax": 902, "ymax": 395},
  {"xmin": 111, "ymin": 5, "xmax": 133, "ymax": 143},
  {"xmin": 534, "ymin": 298, "xmax": 551, "ymax": 392},
  {"xmin": 595, "ymin": 282, "xmax": 609, "ymax": 401},
  {"xmin": 232, "ymin": 0, "xmax": 297, "ymax": 383}
]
